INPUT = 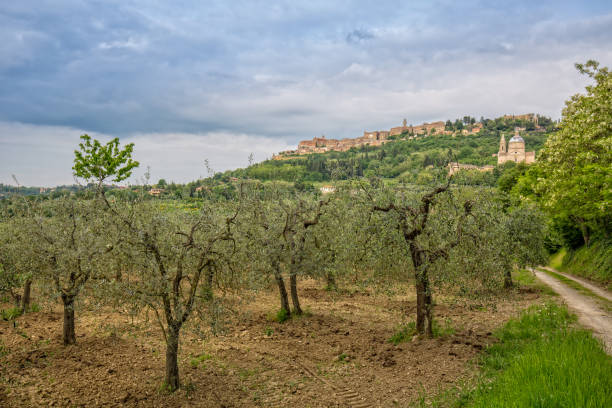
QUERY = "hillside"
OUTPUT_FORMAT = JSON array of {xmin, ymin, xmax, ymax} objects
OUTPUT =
[{"xmin": 219, "ymin": 117, "xmax": 552, "ymax": 185}]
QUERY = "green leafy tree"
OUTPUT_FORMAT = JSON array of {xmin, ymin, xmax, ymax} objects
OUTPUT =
[
  {"xmin": 534, "ymin": 61, "xmax": 612, "ymax": 245},
  {"xmin": 73, "ymin": 134, "xmax": 140, "ymax": 189}
]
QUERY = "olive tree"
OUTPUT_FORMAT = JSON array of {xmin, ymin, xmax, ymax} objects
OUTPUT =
[
  {"xmin": 239, "ymin": 186, "xmax": 328, "ymax": 318},
  {"xmin": 0, "ymin": 218, "xmax": 33, "ymax": 311},
  {"xmin": 279, "ymin": 194, "xmax": 329, "ymax": 315},
  {"xmin": 365, "ymin": 181, "xmax": 474, "ymax": 337},
  {"xmin": 23, "ymin": 197, "xmax": 113, "ymax": 344},
  {"xmin": 113, "ymin": 199, "xmax": 238, "ymax": 391},
  {"xmin": 241, "ymin": 194, "xmax": 293, "ymax": 317}
]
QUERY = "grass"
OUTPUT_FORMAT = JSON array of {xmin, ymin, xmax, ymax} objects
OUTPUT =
[
  {"xmin": 549, "ymin": 248, "xmax": 566, "ymax": 270},
  {"xmin": 389, "ymin": 322, "xmax": 417, "ymax": 344},
  {"xmin": 555, "ymin": 241, "xmax": 612, "ymax": 289},
  {"xmin": 1, "ymin": 307, "xmax": 22, "ymax": 321},
  {"xmin": 189, "ymin": 353, "xmax": 212, "ymax": 369},
  {"xmin": 512, "ymin": 269, "xmax": 557, "ymax": 296},
  {"xmin": 432, "ymin": 303, "xmax": 612, "ymax": 407}
]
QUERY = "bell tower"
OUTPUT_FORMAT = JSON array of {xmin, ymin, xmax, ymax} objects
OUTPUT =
[{"xmin": 499, "ymin": 134, "xmax": 506, "ymax": 153}]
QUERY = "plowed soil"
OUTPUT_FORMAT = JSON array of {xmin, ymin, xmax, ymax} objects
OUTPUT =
[{"xmin": 0, "ymin": 280, "xmax": 543, "ymax": 407}]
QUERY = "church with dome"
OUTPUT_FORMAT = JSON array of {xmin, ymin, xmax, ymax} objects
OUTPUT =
[{"xmin": 497, "ymin": 128, "xmax": 535, "ymax": 164}]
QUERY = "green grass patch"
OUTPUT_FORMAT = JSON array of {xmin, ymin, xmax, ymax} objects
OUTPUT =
[
  {"xmin": 512, "ymin": 269, "xmax": 557, "ymax": 296},
  {"xmin": 449, "ymin": 303, "xmax": 612, "ymax": 407},
  {"xmin": 549, "ymin": 248, "xmax": 566, "ymax": 270},
  {"xmin": 1, "ymin": 306, "xmax": 22, "ymax": 321},
  {"xmin": 189, "ymin": 353, "xmax": 212, "ymax": 369},
  {"xmin": 558, "ymin": 240, "xmax": 612, "ymax": 289},
  {"xmin": 28, "ymin": 303, "xmax": 40, "ymax": 313},
  {"xmin": 389, "ymin": 322, "xmax": 417, "ymax": 344}
]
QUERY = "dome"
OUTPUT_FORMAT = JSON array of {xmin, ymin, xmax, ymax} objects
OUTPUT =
[{"xmin": 509, "ymin": 135, "xmax": 524, "ymax": 143}]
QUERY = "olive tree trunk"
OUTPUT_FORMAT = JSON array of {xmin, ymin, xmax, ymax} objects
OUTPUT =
[
  {"xmin": 165, "ymin": 325, "xmax": 180, "ymax": 391},
  {"xmin": 274, "ymin": 269, "xmax": 291, "ymax": 316},
  {"xmin": 289, "ymin": 273, "xmax": 302, "ymax": 315},
  {"xmin": 61, "ymin": 294, "xmax": 76, "ymax": 345},
  {"xmin": 21, "ymin": 278, "xmax": 32, "ymax": 313},
  {"xmin": 504, "ymin": 269, "xmax": 514, "ymax": 288}
]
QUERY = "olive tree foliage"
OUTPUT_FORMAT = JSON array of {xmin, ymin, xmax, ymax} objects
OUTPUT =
[
  {"xmin": 533, "ymin": 60, "xmax": 612, "ymax": 246},
  {"xmin": 110, "ymin": 199, "xmax": 239, "ymax": 391},
  {"xmin": 429, "ymin": 190, "xmax": 547, "ymax": 292},
  {"xmin": 311, "ymin": 188, "xmax": 411, "ymax": 291},
  {"xmin": 239, "ymin": 186, "xmax": 329, "ymax": 318},
  {"xmin": 22, "ymin": 197, "xmax": 113, "ymax": 345},
  {"xmin": 0, "ymin": 217, "xmax": 35, "ymax": 312},
  {"xmin": 365, "ymin": 181, "xmax": 513, "ymax": 337}
]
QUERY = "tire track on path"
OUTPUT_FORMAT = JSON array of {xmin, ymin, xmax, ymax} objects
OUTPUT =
[
  {"xmin": 539, "ymin": 266, "xmax": 612, "ymax": 302},
  {"xmin": 533, "ymin": 268, "xmax": 612, "ymax": 355}
]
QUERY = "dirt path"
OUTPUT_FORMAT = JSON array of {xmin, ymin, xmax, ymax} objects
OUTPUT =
[
  {"xmin": 533, "ymin": 268, "xmax": 612, "ymax": 355},
  {"xmin": 540, "ymin": 266, "xmax": 612, "ymax": 302}
]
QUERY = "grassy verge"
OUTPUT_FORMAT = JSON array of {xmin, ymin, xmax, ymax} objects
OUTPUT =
[
  {"xmin": 541, "ymin": 268, "xmax": 612, "ymax": 313},
  {"xmin": 554, "ymin": 240, "xmax": 612, "ymax": 290},
  {"xmin": 512, "ymin": 269, "xmax": 557, "ymax": 296},
  {"xmin": 417, "ymin": 303, "xmax": 612, "ymax": 407}
]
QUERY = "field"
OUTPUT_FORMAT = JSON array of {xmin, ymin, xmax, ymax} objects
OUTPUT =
[{"xmin": 0, "ymin": 279, "xmax": 544, "ymax": 407}]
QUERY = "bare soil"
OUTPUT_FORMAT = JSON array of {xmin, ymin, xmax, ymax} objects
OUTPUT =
[{"xmin": 0, "ymin": 280, "xmax": 543, "ymax": 407}]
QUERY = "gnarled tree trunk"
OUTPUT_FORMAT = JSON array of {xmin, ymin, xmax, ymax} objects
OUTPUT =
[
  {"xmin": 21, "ymin": 278, "xmax": 32, "ymax": 313},
  {"xmin": 289, "ymin": 273, "xmax": 302, "ymax": 315},
  {"xmin": 165, "ymin": 325, "xmax": 180, "ymax": 391},
  {"xmin": 61, "ymin": 294, "xmax": 76, "ymax": 345},
  {"xmin": 274, "ymin": 266, "xmax": 291, "ymax": 316},
  {"xmin": 326, "ymin": 270, "xmax": 337, "ymax": 291},
  {"xmin": 504, "ymin": 269, "xmax": 514, "ymax": 288}
]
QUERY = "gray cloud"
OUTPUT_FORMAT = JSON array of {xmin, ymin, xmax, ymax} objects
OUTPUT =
[
  {"xmin": 1, "ymin": 1, "xmax": 612, "ymax": 185},
  {"xmin": 346, "ymin": 29, "xmax": 375, "ymax": 44}
]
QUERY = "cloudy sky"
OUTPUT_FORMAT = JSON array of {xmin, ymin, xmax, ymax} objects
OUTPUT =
[{"xmin": 1, "ymin": 1, "xmax": 611, "ymax": 186}]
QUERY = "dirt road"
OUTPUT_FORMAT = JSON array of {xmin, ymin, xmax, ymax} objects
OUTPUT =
[
  {"xmin": 533, "ymin": 268, "xmax": 612, "ymax": 355},
  {"xmin": 539, "ymin": 266, "xmax": 612, "ymax": 302}
]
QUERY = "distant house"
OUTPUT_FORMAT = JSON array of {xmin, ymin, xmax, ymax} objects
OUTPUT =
[
  {"xmin": 149, "ymin": 188, "xmax": 164, "ymax": 196},
  {"xmin": 320, "ymin": 185, "xmax": 336, "ymax": 194}
]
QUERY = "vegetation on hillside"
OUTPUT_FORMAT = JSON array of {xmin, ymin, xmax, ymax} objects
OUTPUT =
[{"xmin": 219, "ymin": 125, "xmax": 549, "ymax": 185}]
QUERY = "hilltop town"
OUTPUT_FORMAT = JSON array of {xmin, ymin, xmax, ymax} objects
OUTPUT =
[{"xmin": 274, "ymin": 113, "xmax": 540, "ymax": 158}]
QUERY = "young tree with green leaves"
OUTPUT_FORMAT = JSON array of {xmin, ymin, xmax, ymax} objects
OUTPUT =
[{"xmin": 73, "ymin": 134, "xmax": 139, "ymax": 190}]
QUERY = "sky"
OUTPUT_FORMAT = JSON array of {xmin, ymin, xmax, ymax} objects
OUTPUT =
[{"xmin": 1, "ymin": 1, "xmax": 611, "ymax": 186}]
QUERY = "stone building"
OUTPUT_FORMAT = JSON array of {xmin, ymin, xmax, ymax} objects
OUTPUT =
[
  {"xmin": 497, "ymin": 128, "xmax": 535, "ymax": 164},
  {"xmin": 447, "ymin": 162, "xmax": 495, "ymax": 176}
]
